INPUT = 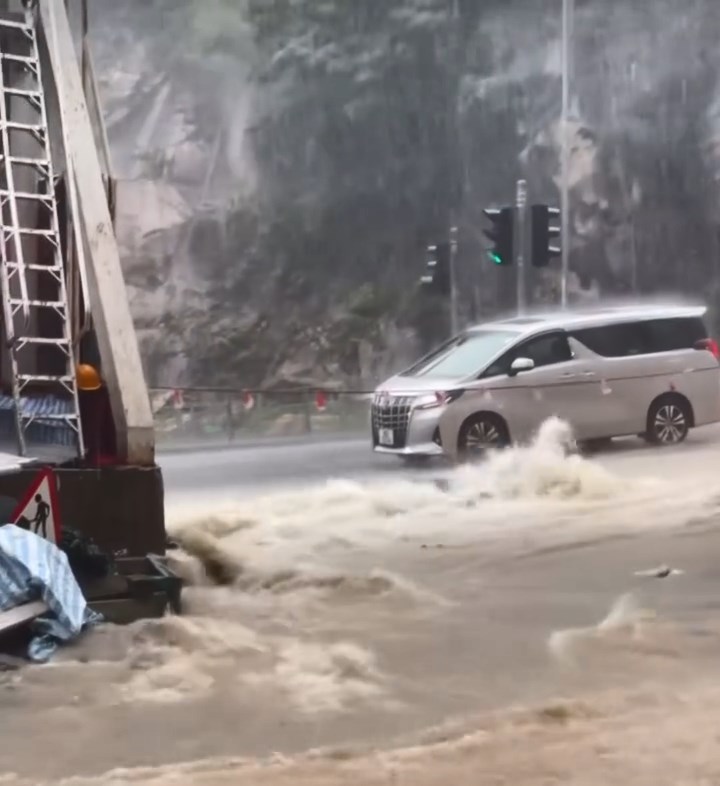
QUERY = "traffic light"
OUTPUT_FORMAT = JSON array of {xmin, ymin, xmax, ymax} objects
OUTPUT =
[
  {"xmin": 482, "ymin": 207, "xmax": 514, "ymax": 266},
  {"xmin": 420, "ymin": 241, "xmax": 451, "ymax": 295},
  {"xmin": 531, "ymin": 204, "xmax": 561, "ymax": 268}
]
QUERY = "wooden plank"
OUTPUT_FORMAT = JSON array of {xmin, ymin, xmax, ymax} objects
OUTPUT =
[
  {"xmin": 37, "ymin": 0, "xmax": 154, "ymax": 465},
  {"xmin": 0, "ymin": 601, "xmax": 48, "ymax": 635}
]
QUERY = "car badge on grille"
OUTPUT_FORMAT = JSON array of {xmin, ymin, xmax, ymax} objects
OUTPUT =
[{"xmin": 377, "ymin": 390, "xmax": 391, "ymax": 406}]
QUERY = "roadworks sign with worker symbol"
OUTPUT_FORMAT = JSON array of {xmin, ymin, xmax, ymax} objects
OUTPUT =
[{"xmin": 11, "ymin": 468, "xmax": 61, "ymax": 544}]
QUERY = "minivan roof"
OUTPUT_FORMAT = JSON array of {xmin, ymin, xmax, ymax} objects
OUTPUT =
[{"xmin": 470, "ymin": 304, "xmax": 707, "ymax": 337}]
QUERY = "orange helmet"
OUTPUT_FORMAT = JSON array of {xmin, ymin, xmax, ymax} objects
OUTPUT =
[{"xmin": 76, "ymin": 363, "xmax": 102, "ymax": 391}]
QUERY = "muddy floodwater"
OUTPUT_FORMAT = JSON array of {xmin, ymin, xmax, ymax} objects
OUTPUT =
[{"xmin": 3, "ymin": 419, "xmax": 720, "ymax": 785}]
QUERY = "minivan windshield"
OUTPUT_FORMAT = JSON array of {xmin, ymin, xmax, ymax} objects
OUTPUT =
[{"xmin": 402, "ymin": 329, "xmax": 517, "ymax": 379}]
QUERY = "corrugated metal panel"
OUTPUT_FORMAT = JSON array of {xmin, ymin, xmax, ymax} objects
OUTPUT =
[{"xmin": 0, "ymin": 394, "xmax": 75, "ymax": 446}]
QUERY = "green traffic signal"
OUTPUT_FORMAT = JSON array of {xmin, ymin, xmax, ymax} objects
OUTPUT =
[{"xmin": 482, "ymin": 207, "xmax": 514, "ymax": 266}]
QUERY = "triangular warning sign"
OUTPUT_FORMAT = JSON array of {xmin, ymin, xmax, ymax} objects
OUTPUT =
[{"xmin": 10, "ymin": 468, "xmax": 61, "ymax": 544}]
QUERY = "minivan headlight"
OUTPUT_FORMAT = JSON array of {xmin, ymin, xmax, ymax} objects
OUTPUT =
[{"xmin": 414, "ymin": 390, "xmax": 465, "ymax": 410}]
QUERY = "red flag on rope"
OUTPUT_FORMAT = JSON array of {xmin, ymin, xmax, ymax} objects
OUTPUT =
[
  {"xmin": 315, "ymin": 390, "xmax": 327, "ymax": 412},
  {"xmin": 241, "ymin": 391, "xmax": 255, "ymax": 410}
]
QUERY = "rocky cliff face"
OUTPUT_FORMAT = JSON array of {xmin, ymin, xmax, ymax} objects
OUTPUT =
[{"xmin": 90, "ymin": 0, "xmax": 720, "ymax": 388}]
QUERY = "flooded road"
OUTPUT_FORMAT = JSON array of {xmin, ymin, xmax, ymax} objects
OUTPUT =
[{"xmin": 4, "ymin": 420, "xmax": 720, "ymax": 784}]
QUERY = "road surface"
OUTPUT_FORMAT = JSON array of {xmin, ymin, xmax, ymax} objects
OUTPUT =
[
  {"xmin": 158, "ymin": 423, "xmax": 720, "ymax": 500},
  {"xmin": 158, "ymin": 435, "xmax": 387, "ymax": 497},
  {"xmin": 5, "ymin": 421, "xmax": 720, "ymax": 785}
]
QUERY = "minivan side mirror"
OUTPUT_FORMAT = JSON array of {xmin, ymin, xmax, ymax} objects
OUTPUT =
[{"xmin": 509, "ymin": 357, "xmax": 535, "ymax": 377}]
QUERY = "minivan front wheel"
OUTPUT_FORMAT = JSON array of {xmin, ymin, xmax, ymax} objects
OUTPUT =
[
  {"xmin": 458, "ymin": 413, "xmax": 510, "ymax": 460},
  {"xmin": 645, "ymin": 397, "xmax": 691, "ymax": 446}
]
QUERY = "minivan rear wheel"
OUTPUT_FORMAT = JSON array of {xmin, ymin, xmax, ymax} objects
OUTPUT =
[
  {"xmin": 645, "ymin": 396, "xmax": 691, "ymax": 446},
  {"xmin": 458, "ymin": 413, "xmax": 510, "ymax": 460}
]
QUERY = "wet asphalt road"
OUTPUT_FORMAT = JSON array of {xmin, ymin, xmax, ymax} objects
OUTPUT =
[
  {"xmin": 157, "ymin": 435, "xmax": 405, "ymax": 500},
  {"xmin": 157, "ymin": 424, "xmax": 720, "ymax": 504}
]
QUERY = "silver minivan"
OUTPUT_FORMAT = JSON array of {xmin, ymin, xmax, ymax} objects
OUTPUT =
[{"xmin": 370, "ymin": 304, "xmax": 720, "ymax": 461}]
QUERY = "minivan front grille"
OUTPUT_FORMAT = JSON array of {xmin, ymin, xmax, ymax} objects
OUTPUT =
[{"xmin": 371, "ymin": 396, "xmax": 413, "ymax": 448}]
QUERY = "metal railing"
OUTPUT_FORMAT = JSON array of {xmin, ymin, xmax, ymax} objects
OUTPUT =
[{"xmin": 150, "ymin": 387, "xmax": 372, "ymax": 448}]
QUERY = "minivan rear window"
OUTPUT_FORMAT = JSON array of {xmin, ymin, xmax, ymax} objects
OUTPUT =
[
  {"xmin": 573, "ymin": 317, "xmax": 707, "ymax": 357},
  {"xmin": 402, "ymin": 330, "xmax": 517, "ymax": 379}
]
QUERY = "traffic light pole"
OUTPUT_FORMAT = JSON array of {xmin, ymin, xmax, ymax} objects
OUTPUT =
[
  {"xmin": 560, "ymin": 0, "xmax": 574, "ymax": 308},
  {"xmin": 449, "ymin": 225, "xmax": 459, "ymax": 335},
  {"xmin": 515, "ymin": 179, "xmax": 527, "ymax": 315}
]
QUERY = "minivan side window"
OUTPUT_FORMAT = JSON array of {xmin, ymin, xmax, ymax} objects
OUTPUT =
[
  {"xmin": 573, "ymin": 323, "xmax": 646, "ymax": 357},
  {"xmin": 574, "ymin": 317, "xmax": 707, "ymax": 357},
  {"xmin": 641, "ymin": 318, "xmax": 707, "ymax": 351},
  {"xmin": 483, "ymin": 332, "xmax": 572, "ymax": 377}
]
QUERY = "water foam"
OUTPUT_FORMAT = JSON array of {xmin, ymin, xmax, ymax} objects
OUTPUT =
[
  {"xmin": 466, "ymin": 417, "xmax": 623, "ymax": 501},
  {"xmin": 242, "ymin": 640, "xmax": 391, "ymax": 715},
  {"xmin": 548, "ymin": 593, "xmax": 655, "ymax": 664},
  {"xmin": 167, "ymin": 418, "xmax": 631, "ymax": 563}
]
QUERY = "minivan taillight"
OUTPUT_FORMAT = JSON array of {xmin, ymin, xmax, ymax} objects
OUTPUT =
[{"xmin": 694, "ymin": 338, "xmax": 720, "ymax": 361}]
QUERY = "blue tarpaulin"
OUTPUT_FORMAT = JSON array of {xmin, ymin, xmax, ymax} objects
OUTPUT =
[
  {"xmin": 0, "ymin": 524, "xmax": 102, "ymax": 661},
  {"xmin": 0, "ymin": 394, "xmax": 75, "ymax": 447}
]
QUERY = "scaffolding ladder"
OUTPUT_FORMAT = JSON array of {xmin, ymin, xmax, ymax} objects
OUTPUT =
[{"xmin": 0, "ymin": 4, "xmax": 84, "ymax": 457}]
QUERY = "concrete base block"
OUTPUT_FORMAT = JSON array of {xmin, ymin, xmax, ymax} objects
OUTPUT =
[{"xmin": 0, "ymin": 465, "xmax": 165, "ymax": 556}]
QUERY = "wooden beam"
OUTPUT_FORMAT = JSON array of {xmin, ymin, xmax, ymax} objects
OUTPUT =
[
  {"xmin": 37, "ymin": 0, "xmax": 154, "ymax": 465},
  {"xmin": 0, "ymin": 600, "xmax": 48, "ymax": 635}
]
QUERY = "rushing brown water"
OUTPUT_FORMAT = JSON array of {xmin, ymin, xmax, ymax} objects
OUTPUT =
[{"xmin": 2, "ymin": 419, "xmax": 720, "ymax": 785}]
